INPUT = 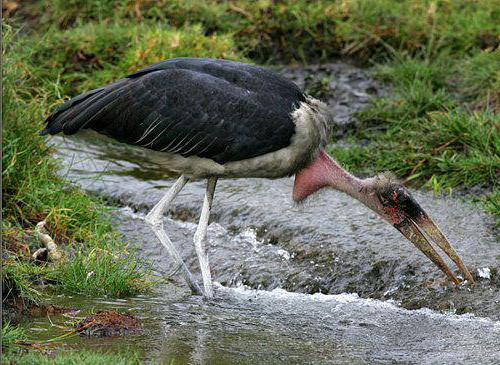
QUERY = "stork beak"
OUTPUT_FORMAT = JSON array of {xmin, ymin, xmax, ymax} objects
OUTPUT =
[
  {"xmin": 394, "ymin": 213, "xmax": 475, "ymax": 285},
  {"xmin": 376, "ymin": 185, "xmax": 475, "ymax": 285}
]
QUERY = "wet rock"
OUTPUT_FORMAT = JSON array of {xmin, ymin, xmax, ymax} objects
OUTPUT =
[
  {"xmin": 75, "ymin": 310, "xmax": 142, "ymax": 337},
  {"xmin": 276, "ymin": 63, "xmax": 388, "ymax": 135}
]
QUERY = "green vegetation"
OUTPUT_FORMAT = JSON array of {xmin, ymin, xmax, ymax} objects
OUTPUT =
[
  {"xmin": 2, "ymin": 0, "xmax": 499, "ymax": 361},
  {"xmin": 26, "ymin": 22, "xmax": 242, "ymax": 96},
  {"xmin": 1, "ymin": 322, "xmax": 27, "ymax": 352},
  {"xmin": 2, "ymin": 350, "xmax": 141, "ymax": 365},
  {"xmin": 25, "ymin": 0, "xmax": 500, "ymax": 63},
  {"xmin": 330, "ymin": 54, "xmax": 499, "ymax": 191},
  {"xmin": 2, "ymin": 23, "xmax": 149, "ymax": 305}
]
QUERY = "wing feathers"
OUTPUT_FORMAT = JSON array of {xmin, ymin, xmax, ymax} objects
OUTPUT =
[
  {"xmin": 42, "ymin": 58, "xmax": 302, "ymax": 164},
  {"xmin": 170, "ymin": 131, "xmax": 196, "ymax": 154},
  {"xmin": 135, "ymin": 115, "xmax": 162, "ymax": 144}
]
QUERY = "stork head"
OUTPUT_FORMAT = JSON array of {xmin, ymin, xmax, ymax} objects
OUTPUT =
[
  {"xmin": 294, "ymin": 150, "xmax": 475, "ymax": 285},
  {"xmin": 364, "ymin": 173, "xmax": 475, "ymax": 285}
]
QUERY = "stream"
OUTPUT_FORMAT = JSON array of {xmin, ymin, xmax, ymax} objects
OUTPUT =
[{"xmin": 23, "ymin": 63, "xmax": 499, "ymax": 364}]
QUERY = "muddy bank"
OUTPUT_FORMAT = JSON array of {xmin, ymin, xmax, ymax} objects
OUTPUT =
[{"xmin": 276, "ymin": 63, "xmax": 388, "ymax": 135}]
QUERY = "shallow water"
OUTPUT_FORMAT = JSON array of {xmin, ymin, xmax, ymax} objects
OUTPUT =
[
  {"xmin": 37, "ymin": 63, "xmax": 500, "ymax": 363},
  {"xmin": 51, "ymin": 128, "xmax": 499, "ymax": 317},
  {"xmin": 20, "ymin": 284, "xmax": 500, "ymax": 364}
]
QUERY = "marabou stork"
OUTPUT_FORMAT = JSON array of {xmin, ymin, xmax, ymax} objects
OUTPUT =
[{"xmin": 41, "ymin": 58, "xmax": 474, "ymax": 297}]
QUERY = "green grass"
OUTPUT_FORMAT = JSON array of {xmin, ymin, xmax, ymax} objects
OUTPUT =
[
  {"xmin": 2, "ymin": 261, "xmax": 45, "ymax": 303},
  {"xmin": 479, "ymin": 191, "xmax": 500, "ymax": 217},
  {"xmin": 52, "ymin": 248, "xmax": 148, "ymax": 297},
  {"xmin": 2, "ymin": 23, "xmax": 149, "ymax": 304},
  {"xmin": 329, "ymin": 53, "xmax": 499, "ymax": 218},
  {"xmin": 2, "ymin": 350, "xmax": 141, "ymax": 365},
  {"xmin": 1, "ymin": 322, "xmax": 27, "ymax": 353},
  {"xmin": 18, "ymin": 0, "xmax": 497, "ymax": 62},
  {"xmin": 25, "ymin": 22, "xmax": 242, "ymax": 96},
  {"xmin": 457, "ymin": 50, "xmax": 500, "ymax": 110}
]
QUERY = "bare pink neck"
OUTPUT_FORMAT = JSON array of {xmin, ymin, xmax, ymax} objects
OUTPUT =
[{"xmin": 293, "ymin": 150, "xmax": 367, "ymax": 202}]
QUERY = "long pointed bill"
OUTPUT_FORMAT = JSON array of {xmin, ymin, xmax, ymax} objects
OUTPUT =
[
  {"xmin": 394, "ymin": 215, "xmax": 475, "ymax": 285},
  {"xmin": 376, "ymin": 184, "xmax": 474, "ymax": 285},
  {"xmin": 414, "ymin": 214, "xmax": 475, "ymax": 284}
]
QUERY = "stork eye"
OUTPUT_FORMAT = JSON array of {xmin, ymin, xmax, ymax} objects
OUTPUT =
[
  {"xmin": 377, "ymin": 186, "xmax": 411, "ymax": 208},
  {"xmin": 377, "ymin": 186, "xmax": 426, "ymax": 221}
]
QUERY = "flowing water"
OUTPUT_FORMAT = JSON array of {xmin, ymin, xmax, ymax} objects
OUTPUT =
[
  {"xmin": 19, "ymin": 284, "xmax": 500, "ymax": 364},
  {"xmin": 23, "ymin": 63, "xmax": 499, "ymax": 364}
]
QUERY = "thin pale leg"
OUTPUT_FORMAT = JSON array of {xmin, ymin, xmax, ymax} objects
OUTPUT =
[
  {"xmin": 145, "ymin": 175, "xmax": 202, "ymax": 295},
  {"xmin": 193, "ymin": 177, "xmax": 217, "ymax": 298}
]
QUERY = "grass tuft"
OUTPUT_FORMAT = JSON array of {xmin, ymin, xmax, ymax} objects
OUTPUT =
[
  {"xmin": 52, "ymin": 248, "xmax": 150, "ymax": 297},
  {"xmin": 2, "ymin": 22, "xmax": 148, "ymax": 301},
  {"xmin": 1, "ymin": 350, "xmax": 141, "ymax": 365},
  {"xmin": 456, "ymin": 50, "xmax": 500, "ymax": 111},
  {"xmin": 1, "ymin": 322, "xmax": 26, "ymax": 353},
  {"xmin": 330, "ymin": 54, "xmax": 499, "ymax": 218}
]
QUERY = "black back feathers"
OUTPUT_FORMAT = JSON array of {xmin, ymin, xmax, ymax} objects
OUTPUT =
[{"xmin": 41, "ymin": 58, "xmax": 306, "ymax": 164}]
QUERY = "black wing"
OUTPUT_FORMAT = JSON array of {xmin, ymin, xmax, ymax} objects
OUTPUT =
[{"xmin": 41, "ymin": 58, "xmax": 306, "ymax": 164}]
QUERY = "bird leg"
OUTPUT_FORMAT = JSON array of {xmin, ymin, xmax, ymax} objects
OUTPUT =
[
  {"xmin": 193, "ymin": 177, "xmax": 217, "ymax": 298},
  {"xmin": 145, "ymin": 175, "xmax": 202, "ymax": 295}
]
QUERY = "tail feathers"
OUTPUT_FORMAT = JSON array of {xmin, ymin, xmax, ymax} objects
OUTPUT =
[
  {"xmin": 40, "ymin": 78, "xmax": 130, "ymax": 136},
  {"xmin": 40, "ymin": 88, "xmax": 106, "ymax": 136}
]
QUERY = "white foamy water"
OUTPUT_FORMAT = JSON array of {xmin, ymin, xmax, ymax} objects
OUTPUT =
[
  {"xmin": 217, "ymin": 283, "xmax": 500, "ymax": 326},
  {"xmin": 478, "ymin": 267, "xmax": 492, "ymax": 280}
]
